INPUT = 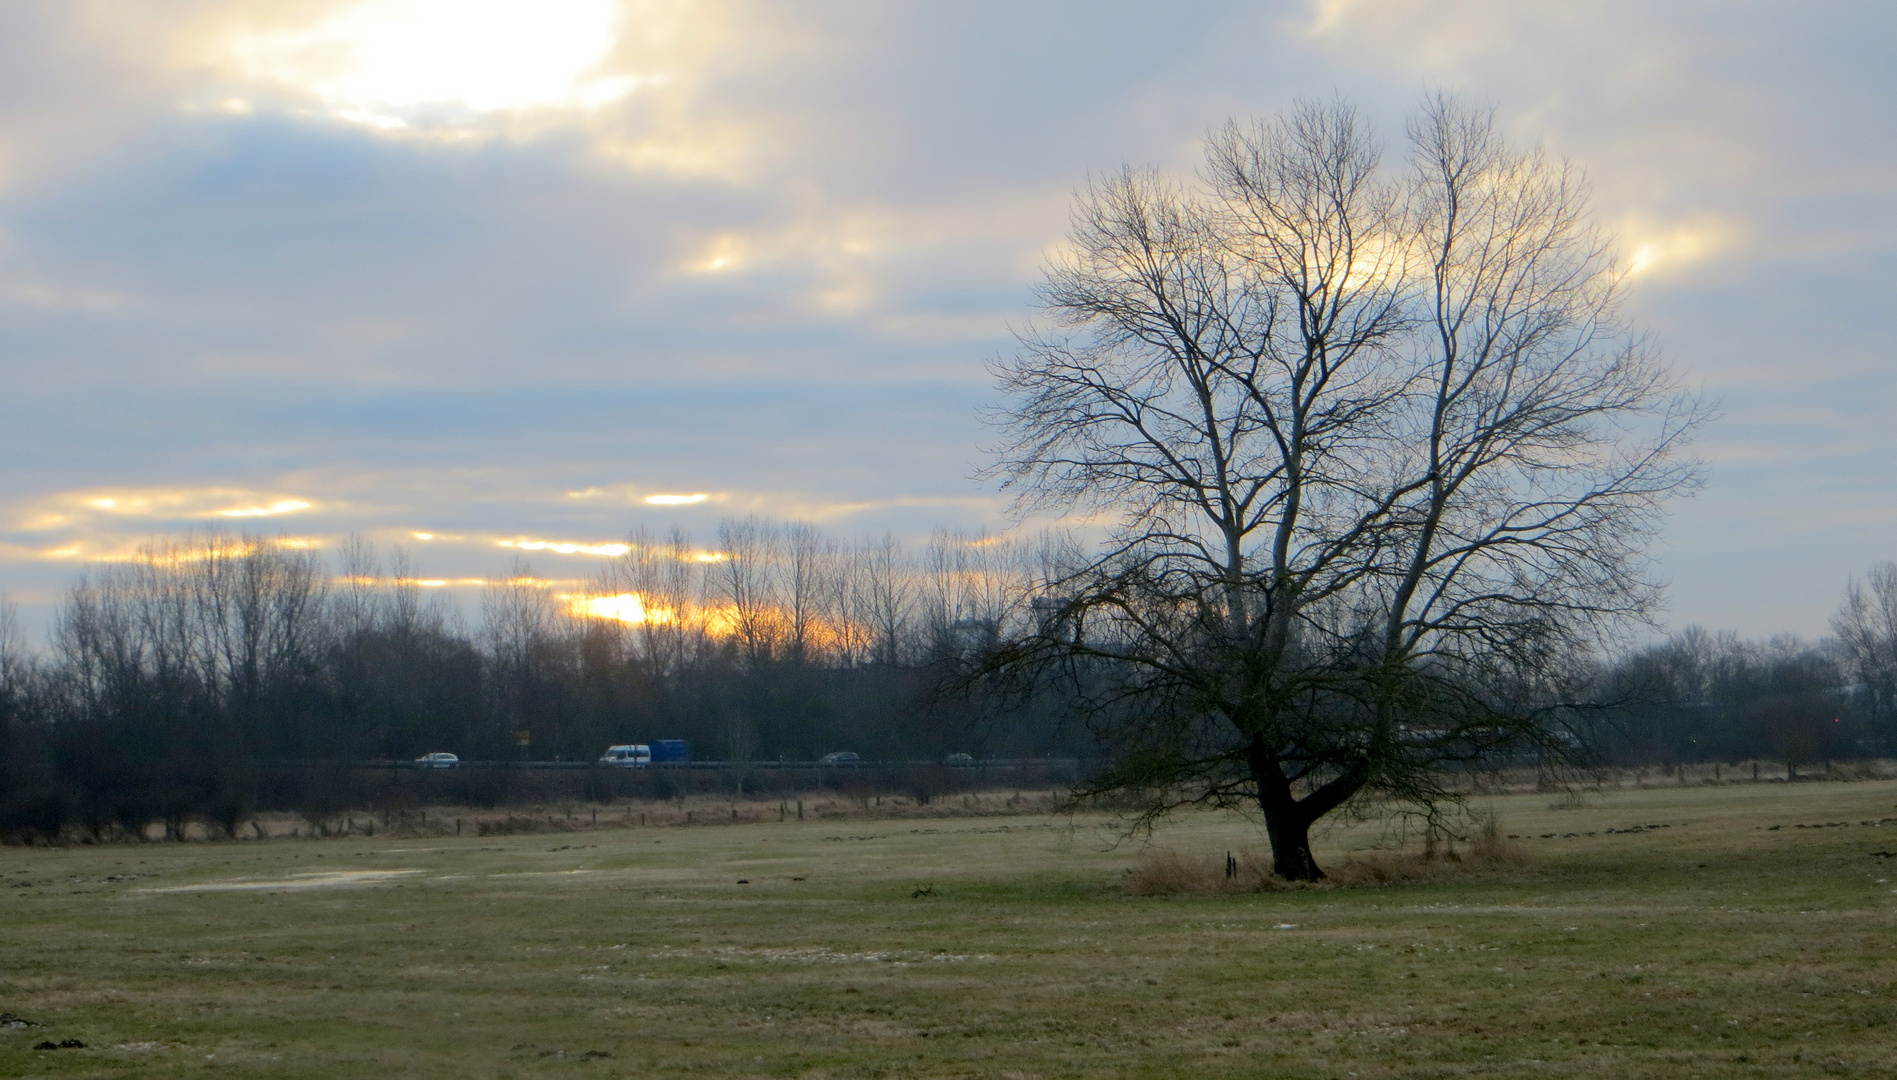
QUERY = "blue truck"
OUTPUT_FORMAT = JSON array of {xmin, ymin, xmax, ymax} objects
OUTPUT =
[{"xmin": 650, "ymin": 739, "xmax": 690, "ymax": 765}]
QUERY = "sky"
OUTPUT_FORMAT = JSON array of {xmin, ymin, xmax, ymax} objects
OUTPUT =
[{"xmin": 0, "ymin": 0, "xmax": 1892, "ymax": 641}]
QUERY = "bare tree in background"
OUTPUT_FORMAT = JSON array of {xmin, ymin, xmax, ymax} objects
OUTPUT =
[
  {"xmin": 54, "ymin": 533, "xmax": 329, "ymax": 718},
  {"xmin": 0, "ymin": 592, "xmax": 23, "ymax": 806},
  {"xmin": 334, "ymin": 535, "xmax": 382, "ymax": 640},
  {"xmin": 482, "ymin": 560, "xmax": 563, "ymax": 753},
  {"xmin": 858, "ymin": 532, "xmax": 914, "ymax": 668},
  {"xmin": 715, "ymin": 517, "xmax": 785, "ymax": 668},
  {"xmin": 1834, "ymin": 562, "xmax": 1897, "ymax": 753},
  {"xmin": 782, "ymin": 521, "xmax": 832, "ymax": 665},
  {"xmin": 0, "ymin": 593, "xmax": 19, "ymax": 677},
  {"xmin": 989, "ymin": 96, "xmax": 1705, "ymax": 880},
  {"xmin": 924, "ymin": 530, "xmax": 1033, "ymax": 660},
  {"xmin": 825, "ymin": 537, "xmax": 875, "ymax": 668},
  {"xmin": 598, "ymin": 528, "xmax": 702, "ymax": 676},
  {"xmin": 0, "ymin": 592, "xmax": 26, "ymax": 722},
  {"xmin": 384, "ymin": 547, "xmax": 426, "ymax": 637}
]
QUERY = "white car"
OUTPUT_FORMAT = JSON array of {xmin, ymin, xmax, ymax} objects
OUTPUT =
[
  {"xmin": 415, "ymin": 752, "xmax": 460, "ymax": 769},
  {"xmin": 599, "ymin": 744, "xmax": 651, "ymax": 768}
]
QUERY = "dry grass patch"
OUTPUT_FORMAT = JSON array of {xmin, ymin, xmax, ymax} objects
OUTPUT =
[
  {"xmin": 1122, "ymin": 847, "xmax": 1278, "ymax": 894},
  {"xmin": 7, "ymin": 781, "xmax": 1897, "ymax": 1079},
  {"xmin": 1327, "ymin": 818, "xmax": 1526, "ymax": 885},
  {"xmin": 1125, "ymin": 817, "xmax": 1529, "ymax": 893}
]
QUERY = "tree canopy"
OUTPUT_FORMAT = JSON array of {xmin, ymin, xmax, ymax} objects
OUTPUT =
[{"xmin": 987, "ymin": 96, "xmax": 1707, "ymax": 879}]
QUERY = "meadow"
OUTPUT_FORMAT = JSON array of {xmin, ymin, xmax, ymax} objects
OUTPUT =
[{"xmin": 3, "ymin": 778, "xmax": 1897, "ymax": 1079}]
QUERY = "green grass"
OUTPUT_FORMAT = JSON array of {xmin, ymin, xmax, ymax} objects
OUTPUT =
[{"xmin": 4, "ymin": 779, "xmax": 1897, "ymax": 1078}]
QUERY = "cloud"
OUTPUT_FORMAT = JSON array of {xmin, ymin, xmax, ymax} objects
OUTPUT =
[
  {"xmin": 224, "ymin": 0, "xmax": 637, "ymax": 121},
  {"xmin": 11, "ymin": 486, "xmax": 320, "ymax": 532},
  {"xmin": 498, "ymin": 537, "xmax": 631, "ymax": 557},
  {"xmin": 0, "ymin": 0, "xmax": 1894, "ymax": 643}
]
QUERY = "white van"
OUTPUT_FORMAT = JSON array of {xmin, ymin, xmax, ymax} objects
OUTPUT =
[{"xmin": 598, "ymin": 744, "xmax": 651, "ymax": 768}]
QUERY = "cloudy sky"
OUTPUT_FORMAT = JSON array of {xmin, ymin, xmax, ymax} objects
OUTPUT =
[{"xmin": 0, "ymin": 0, "xmax": 1891, "ymax": 639}]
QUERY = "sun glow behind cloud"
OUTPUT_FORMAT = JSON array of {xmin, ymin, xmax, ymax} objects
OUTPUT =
[
  {"xmin": 1621, "ymin": 217, "xmax": 1738, "ymax": 280},
  {"xmin": 568, "ymin": 591, "xmax": 674, "ymax": 624},
  {"xmin": 225, "ymin": 0, "xmax": 639, "ymax": 131}
]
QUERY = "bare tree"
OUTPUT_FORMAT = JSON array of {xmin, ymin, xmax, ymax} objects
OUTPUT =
[
  {"xmin": 782, "ymin": 521, "xmax": 832, "ymax": 664},
  {"xmin": 715, "ymin": 517, "xmax": 785, "ymax": 668},
  {"xmin": 482, "ymin": 559, "xmax": 564, "ymax": 753},
  {"xmin": 334, "ymin": 534, "xmax": 382, "ymax": 640},
  {"xmin": 924, "ymin": 529, "xmax": 1033, "ymax": 660},
  {"xmin": 594, "ymin": 527, "xmax": 703, "ymax": 675},
  {"xmin": 0, "ymin": 591, "xmax": 25, "ymax": 706},
  {"xmin": 988, "ymin": 96, "xmax": 1705, "ymax": 880},
  {"xmin": 0, "ymin": 591, "xmax": 26, "ymax": 810},
  {"xmin": 857, "ymin": 532, "xmax": 914, "ymax": 668},
  {"xmin": 1834, "ymin": 562, "xmax": 1897, "ymax": 753},
  {"xmin": 824, "ymin": 536, "xmax": 875, "ymax": 668}
]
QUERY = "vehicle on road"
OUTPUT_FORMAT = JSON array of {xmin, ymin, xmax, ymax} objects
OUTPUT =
[
  {"xmin": 415, "ymin": 752, "xmax": 460, "ymax": 769},
  {"xmin": 598, "ymin": 744, "xmax": 651, "ymax": 768},
  {"xmin": 944, "ymin": 753, "xmax": 974, "ymax": 766},
  {"xmin": 820, "ymin": 751, "xmax": 861, "ymax": 765},
  {"xmin": 650, "ymin": 739, "xmax": 690, "ymax": 764}
]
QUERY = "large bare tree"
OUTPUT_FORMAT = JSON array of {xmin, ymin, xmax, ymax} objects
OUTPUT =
[{"xmin": 988, "ymin": 96, "xmax": 1706, "ymax": 880}]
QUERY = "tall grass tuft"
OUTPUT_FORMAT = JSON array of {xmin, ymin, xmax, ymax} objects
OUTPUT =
[{"xmin": 1122, "ymin": 847, "xmax": 1288, "ymax": 894}]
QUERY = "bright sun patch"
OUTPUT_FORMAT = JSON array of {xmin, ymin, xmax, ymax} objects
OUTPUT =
[
  {"xmin": 569, "ymin": 592, "xmax": 675, "ymax": 624},
  {"xmin": 227, "ymin": 0, "xmax": 638, "ymax": 130}
]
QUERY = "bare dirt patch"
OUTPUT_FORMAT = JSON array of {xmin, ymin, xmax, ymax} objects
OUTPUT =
[{"xmin": 138, "ymin": 869, "xmax": 421, "ymax": 893}]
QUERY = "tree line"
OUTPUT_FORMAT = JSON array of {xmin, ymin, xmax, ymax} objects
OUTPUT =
[
  {"xmin": 0, "ymin": 522, "xmax": 1088, "ymax": 841},
  {"xmin": 1590, "ymin": 563, "xmax": 1897, "ymax": 773},
  {"xmin": 2, "ymin": 524, "xmax": 1894, "ymax": 844}
]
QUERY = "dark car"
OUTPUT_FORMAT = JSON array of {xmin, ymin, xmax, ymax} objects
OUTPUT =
[{"xmin": 819, "ymin": 751, "xmax": 861, "ymax": 765}]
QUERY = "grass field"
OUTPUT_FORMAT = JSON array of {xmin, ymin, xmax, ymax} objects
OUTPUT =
[{"xmin": 4, "ymin": 779, "xmax": 1897, "ymax": 1079}]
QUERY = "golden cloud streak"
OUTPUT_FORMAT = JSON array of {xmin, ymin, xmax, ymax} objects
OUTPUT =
[
  {"xmin": 218, "ymin": 498, "xmax": 314, "ymax": 518},
  {"xmin": 19, "ymin": 488, "xmax": 322, "ymax": 529},
  {"xmin": 335, "ymin": 575, "xmax": 585, "ymax": 588},
  {"xmin": 498, "ymin": 537, "xmax": 632, "ymax": 557}
]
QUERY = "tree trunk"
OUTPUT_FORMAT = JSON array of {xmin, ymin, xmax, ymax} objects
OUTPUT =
[
  {"xmin": 1248, "ymin": 737, "xmax": 1369, "ymax": 882},
  {"xmin": 1261, "ymin": 801, "xmax": 1324, "ymax": 881}
]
